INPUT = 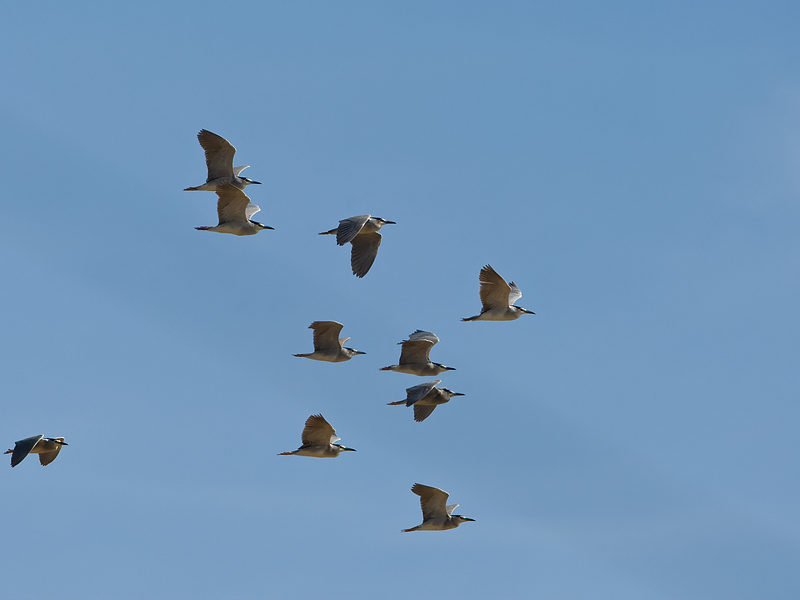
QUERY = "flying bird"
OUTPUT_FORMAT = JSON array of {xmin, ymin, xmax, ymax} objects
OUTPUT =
[
  {"xmin": 462, "ymin": 264, "xmax": 535, "ymax": 321},
  {"xmin": 5, "ymin": 435, "xmax": 68, "ymax": 467},
  {"xmin": 402, "ymin": 483, "xmax": 475, "ymax": 532},
  {"xmin": 195, "ymin": 182, "xmax": 274, "ymax": 236},
  {"xmin": 381, "ymin": 330, "xmax": 455, "ymax": 376},
  {"xmin": 387, "ymin": 380, "xmax": 465, "ymax": 422},
  {"xmin": 320, "ymin": 215, "xmax": 395, "ymax": 277},
  {"xmin": 278, "ymin": 414, "xmax": 356, "ymax": 458},
  {"xmin": 293, "ymin": 321, "xmax": 366, "ymax": 362},
  {"xmin": 185, "ymin": 129, "xmax": 262, "ymax": 191}
]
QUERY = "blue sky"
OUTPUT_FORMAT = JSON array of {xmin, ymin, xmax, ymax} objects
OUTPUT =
[{"xmin": 2, "ymin": 2, "xmax": 799, "ymax": 598}]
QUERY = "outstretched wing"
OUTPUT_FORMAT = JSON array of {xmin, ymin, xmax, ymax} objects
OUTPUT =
[
  {"xmin": 350, "ymin": 232, "xmax": 382, "ymax": 278},
  {"xmin": 411, "ymin": 483, "xmax": 449, "ymax": 521},
  {"xmin": 405, "ymin": 380, "xmax": 441, "ymax": 405},
  {"xmin": 301, "ymin": 414, "xmax": 338, "ymax": 446},
  {"xmin": 9, "ymin": 435, "xmax": 43, "ymax": 467},
  {"xmin": 310, "ymin": 321, "xmax": 345, "ymax": 352},
  {"xmin": 215, "ymin": 183, "xmax": 252, "ymax": 224},
  {"xmin": 412, "ymin": 404, "xmax": 436, "ymax": 422},
  {"xmin": 478, "ymin": 265, "xmax": 512, "ymax": 310},
  {"xmin": 336, "ymin": 215, "xmax": 371, "ymax": 245},
  {"xmin": 197, "ymin": 129, "xmax": 236, "ymax": 181}
]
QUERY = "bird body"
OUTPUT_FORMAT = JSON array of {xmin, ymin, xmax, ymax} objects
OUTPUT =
[
  {"xmin": 5, "ymin": 435, "xmax": 67, "ymax": 467},
  {"xmin": 185, "ymin": 129, "xmax": 262, "ymax": 191},
  {"xmin": 279, "ymin": 414, "xmax": 355, "ymax": 458},
  {"xmin": 381, "ymin": 330, "xmax": 455, "ymax": 376},
  {"xmin": 403, "ymin": 484, "xmax": 474, "ymax": 532},
  {"xmin": 195, "ymin": 182, "xmax": 273, "ymax": 236},
  {"xmin": 462, "ymin": 265, "xmax": 535, "ymax": 321},
  {"xmin": 387, "ymin": 380, "xmax": 465, "ymax": 422},
  {"xmin": 293, "ymin": 321, "xmax": 365, "ymax": 362},
  {"xmin": 320, "ymin": 215, "xmax": 395, "ymax": 277}
]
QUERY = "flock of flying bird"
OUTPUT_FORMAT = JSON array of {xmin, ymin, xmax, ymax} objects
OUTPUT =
[{"xmin": 6, "ymin": 130, "xmax": 536, "ymax": 533}]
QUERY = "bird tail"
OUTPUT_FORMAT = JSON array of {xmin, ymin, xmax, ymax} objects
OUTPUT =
[
  {"xmin": 277, "ymin": 452, "xmax": 295, "ymax": 456},
  {"xmin": 380, "ymin": 366, "xmax": 394, "ymax": 371},
  {"xmin": 195, "ymin": 226, "xmax": 212, "ymax": 231},
  {"xmin": 401, "ymin": 527, "xmax": 419, "ymax": 532},
  {"xmin": 3, "ymin": 449, "xmax": 11, "ymax": 454},
  {"xmin": 292, "ymin": 353, "xmax": 310, "ymax": 358},
  {"xmin": 461, "ymin": 315, "xmax": 478, "ymax": 322},
  {"xmin": 319, "ymin": 228, "xmax": 338, "ymax": 236},
  {"xmin": 184, "ymin": 186, "xmax": 202, "ymax": 191},
  {"xmin": 387, "ymin": 400, "xmax": 405, "ymax": 405}
]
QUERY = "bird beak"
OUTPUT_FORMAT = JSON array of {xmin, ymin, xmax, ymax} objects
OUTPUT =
[
  {"xmin": 444, "ymin": 366, "xmax": 456, "ymax": 371},
  {"xmin": 60, "ymin": 442, "xmax": 69, "ymax": 446},
  {"xmin": 384, "ymin": 220, "xmax": 396, "ymax": 225},
  {"xmin": 452, "ymin": 392, "xmax": 465, "ymax": 397},
  {"xmin": 524, "ymin": 309, "xmax": 535, "ymax": 315},
  {"xmin": 463, "ymin": 517, "xmax": 475, "ymax": 522},
  {"xmin": 251, "ymin": 181, "xmax": 263, "ymax": 185},
  {"xmin": 343, "ymin": 447, "xmax": 357, "ymax": 452},
  {"xmin": 355, "ymin": 351, "xmax": 367, "ymax": 355}
]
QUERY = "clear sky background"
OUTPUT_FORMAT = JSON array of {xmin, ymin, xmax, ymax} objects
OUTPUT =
[{"xmin": 2, "ymin": 2, "xmax": 799, "ymax": 598}]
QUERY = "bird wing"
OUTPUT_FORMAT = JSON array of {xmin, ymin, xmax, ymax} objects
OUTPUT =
[
  {"xmin": 398, "ymin": 339, "xmax": 434, "ymax": 364},
  {"xmin": 407, "ymin": 330, "xmax": 439, "ymax": 344},
  {"xmin": 310, "ymin": 321, "xmax": 344, "ymax": 352},
  {"xmin": 245, "ymin": 203, "xmax": 261, "ymax": 220},
  {"xmin": 411, "ymin": 484, "xmax": 449, "ymax": 520},
  {"xmin": 232, "ymin": 165, "xmax": 250, "ymax": 176},
  {"xmin": 446, "ymin": 503, "xmax": 459, "ymax": 516},
  {"xmin": 197, "ymin": 129, "xmax": 236, "ymax": 180},
  {"xmin": 336, "ymin": 215, "xmax": 371, "ymax": 245},
  {"xmin": 38, "ymin": 441, "xmax": 65, "ymax": 466},
  {"xmin": 412, "ymin": 404, "xmax": 436, "ymax": 422},
  {"xmin": 478, "ymin": 264, "xmax": 512, "ymax": 310},
  {"xmin": 301, "ymin": 414, "xmax": 338, "ymax": 446},
  {"xmin": 215, "ymin": 183, "xmax": 252, "ymax": 224},
  {"xmin": 405, "ymin": 380, "xmax": 441, "ymax": 405},
  {"xmin": 349, "ymin": 232, "xmax": 382, "ymax": 278},
  {"xmin": 508, "ymin": 282, "xmax": 523, "ymax": 306},
  {"xmin": 9, "ymin": 435, "xmax": 43, "ymax": 467}
]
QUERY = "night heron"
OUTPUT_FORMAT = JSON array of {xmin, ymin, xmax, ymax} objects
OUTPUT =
[
  {"xmin": 402, "ymin": 483, "xmax": 475, "ymax": 532},
  {"xmin": 195, "ymin": 182, "xmax": 274, "ymax": 236},
  {"xmin": 387, "ymin": 380, "xmax": 464, "ymax": 422},
  {"xmin": 278, "ymin": 414, "xmax": 356, "ymax": 458},
  {"xmin": 5, "ymin": 435, "xmax": 67, "ymax": 467},
  {"xmin": 184, "ymin": 129, "xmax": 262, "ymax": 191},
  {"xmin": 293, "ymin": 321, "xmax": 366, "ymax": 362},
  {"xmin": 319, "ymin": 215, "xmax": 395, "ymax": 277},
  {"xmin": 462, "ymin": 264, "xmax": 535, "ymax": 321},
  {"xmin": 380, "ymin": 330, "xmax": 455, "ymax": 376}
]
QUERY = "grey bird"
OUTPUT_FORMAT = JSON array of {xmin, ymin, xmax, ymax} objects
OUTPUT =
[
  {"xmin": 278, "ymin": 414, "xmax": 356, "ymax": 458},
  {"xmin": 293, "ymin": 321, "xmax": 366, "ymax": 362},
  {"xmin": 185, "ymin": 129, "xmax": 262, "ymax": 191},
  {"xmin": 381, "ymin": 330, "xmax": 455, "ymax": 376},
  {"xmin": 388, "ymin": 379, "xmax": 465, "ymax": 422},
  {"xmin": 462, "ymin": 264, "xmax": 535, "ymax": 321},
  {"xmin": 402, "ymin": 483, "xmax": 475, "ymax": 532},
  {"xmin": 319, "ymin": 215, "xmax": 396, "ymax": 277},
  {"xmin": 5, "ymin": 435, "xmax": 68, "ymax": 467},
  {"xmin": 195, "ymin": 182, "xmax": 274, "ymax": 236}
]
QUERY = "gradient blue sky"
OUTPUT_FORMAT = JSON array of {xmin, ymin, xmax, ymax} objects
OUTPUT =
[{"xmin": 3, "ymin": 2, "xmax": 799, "ymax": 598}]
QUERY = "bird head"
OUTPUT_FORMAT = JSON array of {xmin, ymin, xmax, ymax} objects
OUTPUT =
[
  {"xmin": 454, "ymin": 515, "xmax": 475, "ymax": 524},
  {"xmin": 334, "ymin": 444, "xmax": 357, "ymax": 452},
  {"xmin": 518, "ymin": 307, "xmax": 535, "ymax": 315},
  {"xmin": 251, "ymin": 221, "xmax": 275, "ymax": 230},
  {"xmin": 442, "ymin": 389, "xmax": 465, "ymax": 398},
  {"xmin": 242, "ymin": 178, "xmax": 262, "ymax": 185},
  {"xmin": 346, "ymin": 348, "xmax": 367, "ymax": 356},
  {"xmin": 436, "ymin": 364, "xmax": 456, "ymax": 372},
  {"xmin": 375, "ymin": 218, "xmax": 396, "ymax": 226}
]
